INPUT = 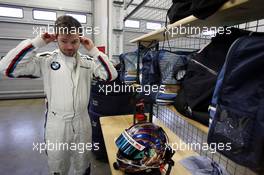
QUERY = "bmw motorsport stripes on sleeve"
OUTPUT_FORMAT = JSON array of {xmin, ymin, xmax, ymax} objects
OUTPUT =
[
  {"xmin": 5, "ymin": 44, "xmax": 35, "ymax": 77},
  {"xmin": 0, "ymin": 36, "xmax": 47, "ymax": 78},
  {"xmin": 97, "ymin": 55, "xmax": 113, "ymax": 81},
  {"xmin": 87, "ymin": 47, "xmax": 117, "ymax": 82}
]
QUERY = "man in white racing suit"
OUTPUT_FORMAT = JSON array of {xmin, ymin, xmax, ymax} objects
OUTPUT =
[{"xmin": 0, "ymin": 15, "xmax": 117, "ymax": 175}]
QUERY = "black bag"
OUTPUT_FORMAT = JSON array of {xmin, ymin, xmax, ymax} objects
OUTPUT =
[
  {"xmin": 89, "ymin": 109, "xmax": 107, "ymax": 160},
  {"xmin": 167, "ymin": 0, "xmax": 193, "ymax": 24},
  {"xmin": 191, "ymin": 0, "xmax": 229, "ymax": 19},
  {"xmin": 174, "ymin": 28, "xmax": 251, "ymax": 126},
  {"xmin": 208, "ymin": 36, "xmax": 264, "ymax": 172},
  {"xmin": 90, "ymin": 64, "xmax": 134, "ymax": 115},
  {"xmin": 167, "ymin": 0, "xmax": 228, "ymax": 24}
]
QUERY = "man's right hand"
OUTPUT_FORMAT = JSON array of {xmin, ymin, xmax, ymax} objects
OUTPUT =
[{"xmin": 41, "ymin": 32, "xmax": 56, "ymax": 44}]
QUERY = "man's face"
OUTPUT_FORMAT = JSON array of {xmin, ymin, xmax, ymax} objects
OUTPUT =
[{"xmin": 57, "ymin": 34, "xmax": 80, "ymax": 57}]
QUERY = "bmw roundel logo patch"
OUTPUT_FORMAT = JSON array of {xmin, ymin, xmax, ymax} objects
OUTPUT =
[{"xmin": 50, "ymin": 61, "xmax": 61, "ymax": 70}]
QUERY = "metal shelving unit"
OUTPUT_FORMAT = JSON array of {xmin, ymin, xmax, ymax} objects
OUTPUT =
[
  {"xmin": 130, "ymin": 0, "xmax": 264, "ymax": 42},
  {"xmin": 128, "ymin": 0, "xmax": 264, "ymax": 175}
]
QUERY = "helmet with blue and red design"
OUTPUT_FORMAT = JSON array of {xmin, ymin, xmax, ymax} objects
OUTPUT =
[{"xmin": 114, "ymin": 122, "xmax": 175, "ymax": 175}]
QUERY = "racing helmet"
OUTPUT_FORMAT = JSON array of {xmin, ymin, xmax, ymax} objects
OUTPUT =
[{"xmin": 114, "ymin": 122, "xmax": 175, "ymax": 175}]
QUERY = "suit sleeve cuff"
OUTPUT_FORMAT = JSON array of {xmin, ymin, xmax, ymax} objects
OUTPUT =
[
  {"xmin": 32, "ymin": 36, "xmax": 47, "ymax": 48},
  {"xmin": 87, "ymin": 47, "xmax": 100, "ymax": 57}
]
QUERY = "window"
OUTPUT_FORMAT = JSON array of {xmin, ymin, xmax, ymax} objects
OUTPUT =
[
  {"xmin": 66, "ymin": 13, "xmax": 87, "ymax": 24},
  {"xmin": 202, "ymin": 30, "xmax": 216, "ymax": 36},
  {"xmin": 33, "ymin": 10, "xmax": 56, "ymax": 21},
  {"xmin": 146, "ymin": 22, "xmax": 161, "ymax": 30},
  {"xmin": 0, "ymin": 6, "xmax": 23, "ymax": 18},
  {"xmin": 125, "ymin": 20, "xmax": 140, "ymax": 28},
  {"xmin": 258, "ymin": 25, "xmax": 264, "ymax": 32}
]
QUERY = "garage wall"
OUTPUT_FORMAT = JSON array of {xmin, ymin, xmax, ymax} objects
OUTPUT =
[
  {"xmin": 123, "ymin": 1, "xmax": 169, "ymax": 53},
  {"xmin": 123, "ymin": 18, "xmax": 166, "ymax": 53}
]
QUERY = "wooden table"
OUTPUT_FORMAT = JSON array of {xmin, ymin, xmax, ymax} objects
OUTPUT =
[{"xmin": 100, "ymin": 115, "xmax": 198, "ymax": 175}]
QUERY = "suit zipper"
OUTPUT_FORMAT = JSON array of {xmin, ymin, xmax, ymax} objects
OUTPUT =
[{"xmin": 71, "ymin": 71, "xmax": 76, "ymax": 133}]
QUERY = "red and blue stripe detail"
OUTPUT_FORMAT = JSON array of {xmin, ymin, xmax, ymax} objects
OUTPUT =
[
  {"xmin": 5, "ymin": 44, "xmax": 35, "ymax": 77},
  {"xmin": 97, "ymin": 55, "xmax": 112, "ymax": 82}
]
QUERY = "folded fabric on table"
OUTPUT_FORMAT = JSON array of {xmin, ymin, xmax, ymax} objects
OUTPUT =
[
  {"xmin": 155, "ymin": 85, "xmax": 180, "ymax": 105},
  {"xmin": 124, "ymin": 71, "xmax": 137, "ymax": 84},
  {"xmin": 156, "ymin": 98, "xmax": 175, "ymax": 105},
  {"xmin": 180, "ymin": 156, "xmax": 229, "ymax": 175}
]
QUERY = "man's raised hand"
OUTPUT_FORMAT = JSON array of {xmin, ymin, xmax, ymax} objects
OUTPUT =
[
  {"xmin": 41, "ymin": 32, "xmax": 56, "ymax": 44},
  {"xmin": 79, "ymin": 36, "xmax": 95, "ymax": 51}
]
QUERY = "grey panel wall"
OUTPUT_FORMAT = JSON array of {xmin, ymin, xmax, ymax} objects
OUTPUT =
[
  {"xmin": 123, "ymin": 30, "xmax": 145, "ymax": 53},
  {"xmin": 0, "ymin": 1, "xmax": 94, "ymax": 99},
  {"xmin": 123, "ymin": 18, "xmax": 165, "ymax": 52}
]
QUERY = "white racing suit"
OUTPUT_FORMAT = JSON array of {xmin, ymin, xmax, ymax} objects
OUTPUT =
[{"xmin": 0, "ymin": 37, "xmax": 117, "ymax": 175}]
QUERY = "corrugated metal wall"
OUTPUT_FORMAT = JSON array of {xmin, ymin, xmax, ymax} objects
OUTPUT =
[{"xmin": 123, "ymin": 0, "xmax": 169, "ymax": 52}]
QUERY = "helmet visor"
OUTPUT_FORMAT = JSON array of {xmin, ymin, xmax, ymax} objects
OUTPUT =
[{"xmin": 115, "ymin": 130, "xmax": 145, "ymax": 157}]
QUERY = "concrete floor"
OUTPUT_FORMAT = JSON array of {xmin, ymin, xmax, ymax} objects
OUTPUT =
[{"xmin": 0, "ymin": 99, "xmax": 111, "ymax": 175}]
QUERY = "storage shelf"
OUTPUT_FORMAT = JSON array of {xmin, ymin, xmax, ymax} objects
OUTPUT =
[
  {"xmin": 166, "ymin": 105, "xmax": 209, "ymax": 134},
  {"xmin": 125, "ymin": 1, "xmax": 261, "ymax": 174},
  {"xmin": 130, "ymin": 0, "xmax": 264, "ymax": 43}
]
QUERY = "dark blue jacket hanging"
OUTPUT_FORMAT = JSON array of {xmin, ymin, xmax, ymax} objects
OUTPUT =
[{"xmin": 208, "ymin": 36, "xmax": 264, "ymax": 172}]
